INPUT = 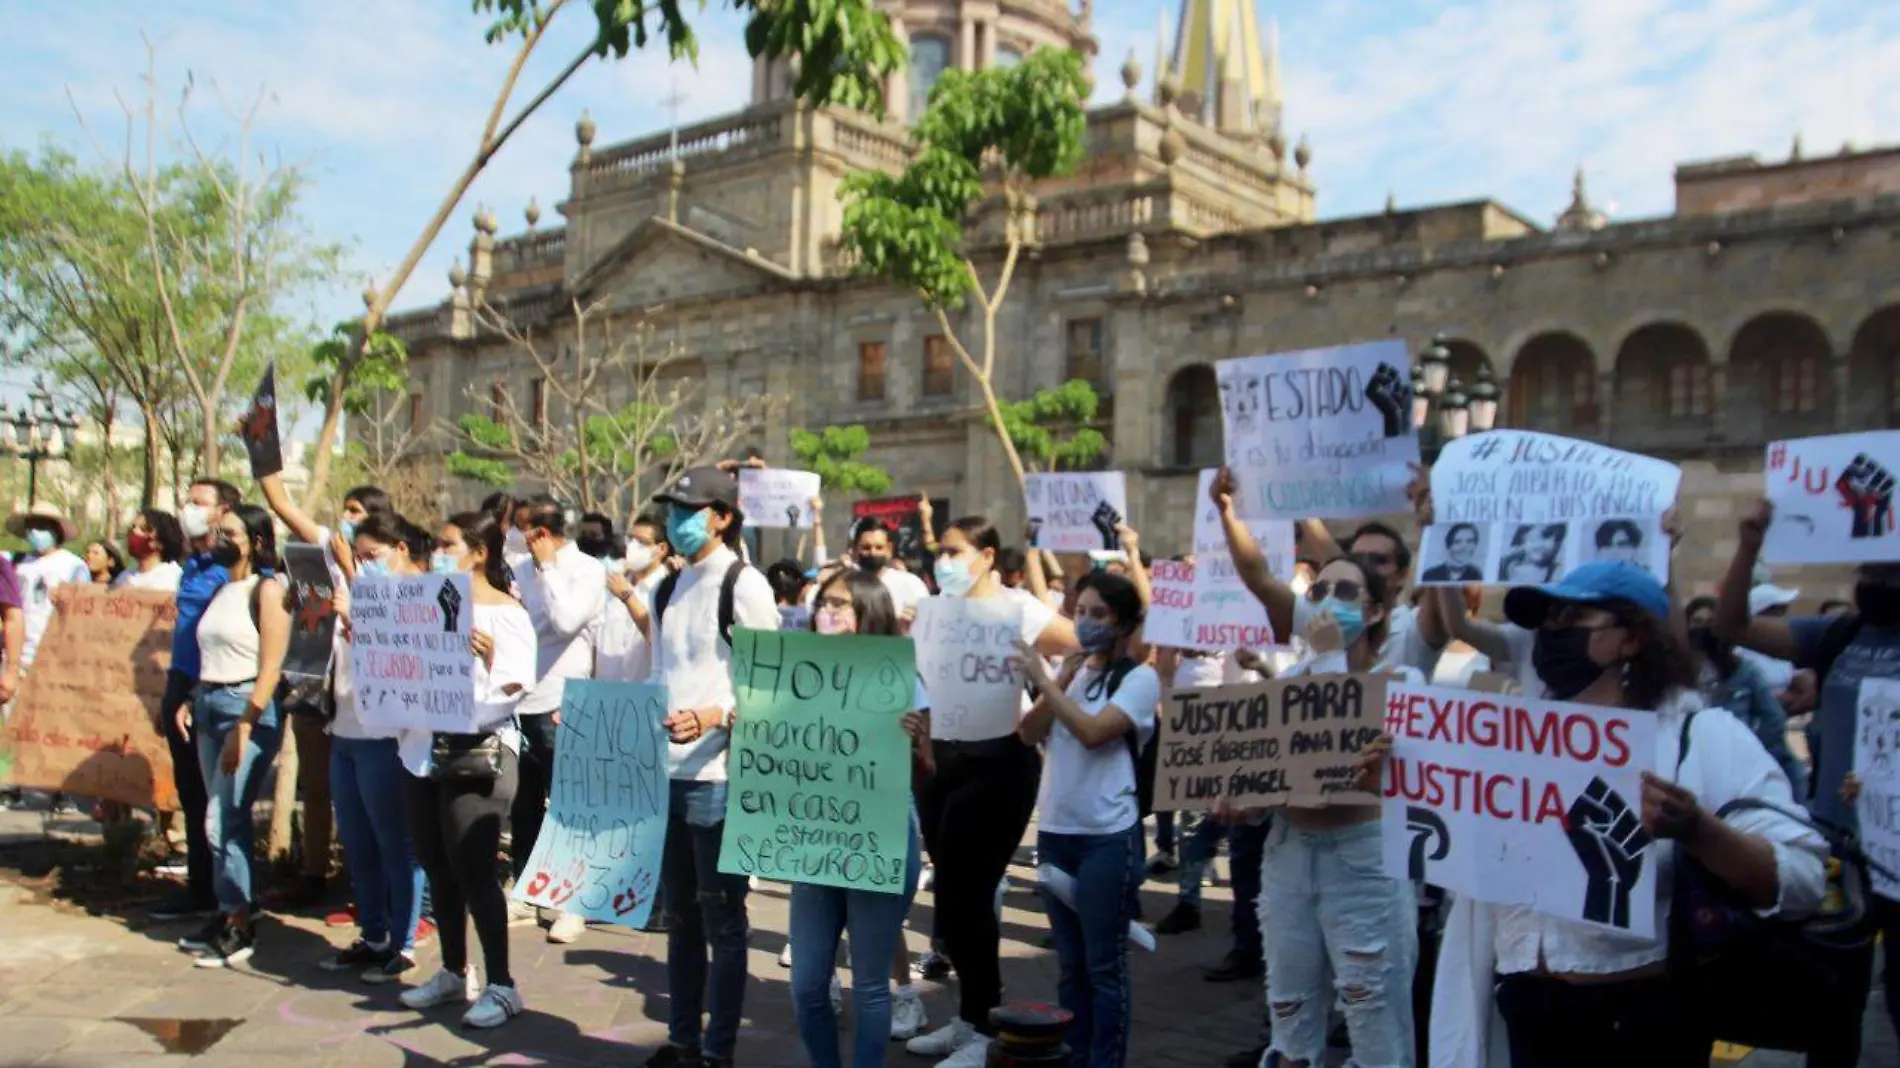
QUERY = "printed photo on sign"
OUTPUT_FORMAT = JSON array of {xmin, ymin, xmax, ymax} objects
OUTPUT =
[
  {"xmin": 1856, "ymin": 678, "xmax": 1900, "ymax": 901},
  {"xmin": 1024, "ymin": 472, "xmax": 1127, "ymax": 553},
  {"xmin": 1379, "ymin": 681, "xmax": 1661, "ymax": 936},
  {"xmin": 512, "ymin": 680, "xmax": 669, "ymax": 925},
  {"xmin": 1496, "ymin": 522, "xmax": 1570, "ymax": 584},
  {"xmin": 348, "ymin": 573, "xmax": 478, "ymax": 734},
  {"xmin": 739, "ymin": 468, "xmax": 823, "ymax": 529},
  {"xmin": 1417, "ymin": 523, "xmax": 1489, "ymax": 585},
  {"xmin": 1215, "ymin": 339, "xmax": 1420, "ymax": 520},
  {"xmin": 911, "ymin": 596, "xmax": 1028, "ymax": 742},
  {"xmin": 1154, "ymin": 674, "xmax": 1387, "ymax": 811},
  {"xmin": 1585, "ymin": 517, "xmax": 1667, "ymax": 577},
  {"xmin": 1763, "ymin": 431, "xmax": 1900, "ymax": 566}
]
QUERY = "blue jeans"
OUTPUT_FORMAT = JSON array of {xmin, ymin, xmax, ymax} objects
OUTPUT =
[
  {"xmin": 789, "ymin": 824, "xmax": 922, "ymax": 1068},
  {"xmin": 1262, "ymin": 819, "xmax": 1417, "ymax": 1068},
  {"xmin": 192, "ymin": 683, "xmax": 283, "ymax": 916},
  {"xmin": 1038, "ymin": 825, "xmax": 1144, "ymax": 1068},
  {"xmin": 663, "ymin": 779, "xmax": 751, "ymax": 1060},
  {"xmin": 330, "ymin": 735, "xmax": 424, "ymax": 951}
]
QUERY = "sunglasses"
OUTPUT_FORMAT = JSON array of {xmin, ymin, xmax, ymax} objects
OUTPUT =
[{"xmin": 1305, "ymin": 579, "xmax": 1364, "ymax": 603}]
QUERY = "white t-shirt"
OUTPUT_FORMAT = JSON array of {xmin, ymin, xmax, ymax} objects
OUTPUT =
[
  {"xmin": 119, "ymin": 561, "xmax": 182, "ymax": 592},
  {"xmin": 16, "ymin": 548, "xmax": 90, "ymax": 666},
  {"xmin": 399, "ymin": 599, "xmax": 536, "ymax": 776},
  {"xmin": 922, "ymin": 588, "xmax": 1058, "ymax": 742},
  {"xmin": 650, "ymin": 545, "xmax": 781, "ymax": 781},
  {"xmin": 1036, "ymin": 662, "xmax": 1162, "ymax": 836},
  {"xmin": 1171, "ymin": 652, "xmax": 1229, "ymax": 691},
  {"xmin": 513, "ymin": 540, "xmax": 606, "ymax": 716},
  {"xmin": 595, "ymin": 568, "xmax": 667, "ymax": 683}
]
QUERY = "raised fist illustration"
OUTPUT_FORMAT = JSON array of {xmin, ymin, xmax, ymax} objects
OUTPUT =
[
  {"xmin": 1405, "ymin": 806, "xmax": 1450, "ymax": 882},
  {"xmin": 1026, "ymin": 517, "xmax": 1045, "ymax": 549},
  {"xmin": 438, "ymin": 579, "xmax": 464, "ymax": 633},
  {"xmin": 1565, "ymin": 777, "xmax": 1651, "ymax": 930},
  {"xmin": 1365, "ymin": 362, "xmax": 1411, "ymax": 439},
  {"xmin": 1837, "ymin": 454, "xmax": 1896, "ymax": 539},
  {"xmin": 786, "ymin": 503, "xmax": 802, "ymax": 528},
  {"xmin": 1091, "ymin": 501, "xmax": 1124, "ymax": 550}
]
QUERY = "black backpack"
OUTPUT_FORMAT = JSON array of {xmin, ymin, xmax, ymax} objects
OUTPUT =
[{"xmin": 652, "ymin": 561, "xmax": 749, "ymax": 648}]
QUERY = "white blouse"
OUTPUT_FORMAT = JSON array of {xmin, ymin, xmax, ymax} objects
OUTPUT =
[{"xmin": 399, "ymin": 599, "xmax": 538, "ymax": 776}]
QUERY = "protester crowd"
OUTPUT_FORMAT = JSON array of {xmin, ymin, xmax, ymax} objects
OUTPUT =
[{"xmin": 0, "ymin": 433, "xmax": 1894, "ymax": 1068}]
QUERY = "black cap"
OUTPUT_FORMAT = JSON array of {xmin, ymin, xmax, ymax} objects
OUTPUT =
[{"xmin": 653, "ymin": 466, "xmax": 740, "ymax": 514}]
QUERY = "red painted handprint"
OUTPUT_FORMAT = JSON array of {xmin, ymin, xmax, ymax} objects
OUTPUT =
[{"xmin": 612, "ymin": 871, "xmax": 657, "ymax": 918}]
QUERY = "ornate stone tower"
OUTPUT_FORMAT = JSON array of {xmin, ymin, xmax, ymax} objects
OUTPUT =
[{"xmin": 1158, "ymin": 0, "xmax": 1282, "ymax": 142}]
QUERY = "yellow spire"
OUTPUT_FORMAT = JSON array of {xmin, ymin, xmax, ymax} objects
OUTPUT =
[{"xmin": 1168, "ymin": 0, "xmax": 1275, "ymax": 131}]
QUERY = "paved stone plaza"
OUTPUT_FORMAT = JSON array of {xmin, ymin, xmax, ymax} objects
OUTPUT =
[{"xmin": 0, "ymin": 809, "xmax": 1890, "ymax": 1067}]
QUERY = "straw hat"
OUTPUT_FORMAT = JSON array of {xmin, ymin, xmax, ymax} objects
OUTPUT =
[{"xmin": 5, "ymin": 501, "xmax": 78, "ymax": 543}]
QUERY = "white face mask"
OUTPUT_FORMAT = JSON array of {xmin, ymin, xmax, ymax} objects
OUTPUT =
[
  {"xmin": 625, "ymin": 541, "xmax": 656, "ymax": 573},
  {"xmin": 180, "ymin": 503, "xmax": 211, "ymax": 540}
]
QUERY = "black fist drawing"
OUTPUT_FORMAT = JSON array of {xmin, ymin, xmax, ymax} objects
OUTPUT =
[
  {"xmin": 1027, "ymin": 517, "xmax": 1045, "ymax": 549},
  {"xmin": 1405, "ymin": 805, "xmax": 1450, "ymax": 882},
  {"xmin": 786, "ymin": 503, "xmax": 802, "ymax": 528},
  {"xmin": 438, "ymin": 579, "xmax": 464, "ymax": 633},
  {"xmin": 1091, "ymin": 501, "xmax": 1124, "ymax": 551},
  {"xmin": 1564, "ymin": 777, "xmax": 1651, "ymax": 930},
  {"xmin": 1837, "ymin": 453, "xmax": 1896, "ymax": 539},
  {"xmin": 1365, "ymin": 362, "xmax": 1411, "ymax": 439}
]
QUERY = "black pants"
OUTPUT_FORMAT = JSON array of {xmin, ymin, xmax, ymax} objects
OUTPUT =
[
  {"xmin": 1496, "ymin": 972, "xmax": 1709, "ymax": 1068},
  {"xmin": 162, "ymin": 670, "xmax": 213, "ymax": 903},
  {"xmin": 1807, "ymin": 894, "xmax": 1900, "ymax": 1068},
  {"xmin": 917, "ymin": 735, "xmax": 1040, "ymax": 1031},
  {"xmin": 404, "ymin": 749, "xmax": 517, "ymax": 987},
  {"xmin": 508, "ymin": 711, "xmax": 558, "ymax": 879}
]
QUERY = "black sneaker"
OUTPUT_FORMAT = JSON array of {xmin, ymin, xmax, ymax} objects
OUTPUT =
[
  {"xmin": 152, "ymin": 892, "xmax": 219, "ymax": 922},
  {"xmin": 1203, "ymin": 951, "xmax": 1265, "ymax": 983},
  {"xmin": 362, "ymin": 951, "xmax": 417, "ymax": 985},
  {"xmin": 641, "ymin": 1046, "xmax": 702, "ymax": 1068},
  {"xmin": 320, "ymin": 939, "xmax": 394, "ymax": 973},
  {"xmin": 1153, "ymin": 902, "xmax": 1202, "ymax": 935},
  {"xmin": 193, "ymin": 921, "xmax": 256, "ymax": 969},
  {"xmin": 177, "ymin": 916, "xmax": 226, "ymax": 952}
]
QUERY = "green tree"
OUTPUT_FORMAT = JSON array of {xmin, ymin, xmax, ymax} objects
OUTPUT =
[
  {"xmin": 303, "ymin": 0, "xmax": 905, "ymax": 506},
  {"xmin": 839, "ymin": 47, "xmax": 1088, "ymax": 490},
  {"xmin": 992, "ymin": 378, "xmax": 1107, "ymax": 472},
  {"xmin": 788, "ymin": 424, "xmax": 893, "ymax": 495}
]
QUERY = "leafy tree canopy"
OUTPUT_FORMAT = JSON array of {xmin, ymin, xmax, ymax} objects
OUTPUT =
[
  {"xmin": 992, "ymin": 378, "xmax": 1107, "ymax": 471},
  {"xmin": 789, "ymin": 423, "xmax": 893, "ymax": 495}
]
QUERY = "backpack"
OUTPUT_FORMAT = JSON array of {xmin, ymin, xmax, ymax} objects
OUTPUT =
[
  {"xmin": 1084, "ymin": 656, "xmax": 1158, "ymax": 818},
  {"xmin": 652, "ymin": 560, "xmax": 748, "ymax": 649}
]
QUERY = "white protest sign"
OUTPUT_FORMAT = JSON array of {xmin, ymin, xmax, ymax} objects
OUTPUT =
[
  {"xmin": 1178, "ymin": 468, "xmax": 1293, "ymax": 650},
  {"xmin": 1423, "ymin": 430, "xmax": 1681, "ymax": 587},
  {"xmin": 1024, "ymin": 472, "xmax": 1128, "ymax": 553},
  {"xmin": 349, "ymin": 573, "xmax": 478, "ymax": 733},
  {"xmin": 1855, "ymin": 678, "xmax": 1900, "ymax": 901},
  {"xmin": 1380, "ymin": 681, "xmax": 1661, "ymax": 936},
  {"xmin": 1763, "ymin": 432, "xmax": 1900, "ymax": 566},
  {"xmin": 912, "ymin": 596, "xmax": 1028, "ymax": 742},
  {"xmin": 1216, "ymin": 339, "xmax": 1420, "ymax": 520},
  {"xmin": 739, "ymin": 468, "xmax": 823, "ymax": 529},
  {"xmin": 1145, "ymin": 559, "xmax": 1200, "ymax": 651}
]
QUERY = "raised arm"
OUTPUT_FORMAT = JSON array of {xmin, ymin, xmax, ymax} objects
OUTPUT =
[
  {"xmin": 250, "ymin": 581, "xmax": 292, "ymax": 717},
  {"xmin": 534, "ymin": 554, "xmax": 605, "ymax": 641},
  {"xmin": 1023, "ymin": 530, "xmax": 1052, "ymax": 603},
  {"xmin": 1714, "ymin": 499, "xmax": 1799, "ymax": 662},
  {"xmin": 809, "ymin": 496, "xmax": 828, "ymax": 570},
  {"xmin": 259, "ymin": 471, "xmax": 324, "ymax": 547},
  {"xmin": 1298, "ymin": 518, "xmax": 1342, "ymax": 563},
  {"xmin": 1433, "ymin": 585, "xmax": 1515, "ymax": 666},
  {"xmin": 1209, "ymin": 467, "xmax": 1296, "ymax": 639}
]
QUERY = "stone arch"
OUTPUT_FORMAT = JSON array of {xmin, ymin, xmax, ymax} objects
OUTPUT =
[
  {"xmin": 1164, "ymin": 364, "xmax": 1222, "ymax": 469},
  {"xmin": 1507, "ymin": 332, "xmax": 1598, "ymax": 435},
  {"xmin": 1614, "ymin": 321, "xmax": 1714, "ymax": 449},
  {"xmin": 1440, "ymin": 338, "xmax": 1494, "ymax": 393},
  {"xmin": 1725, "ymin": 310, "xmax": 1835, "ymax": 440},
  {"xmin": 1848, "ymin": 304, "xmax": 1900, "ymax": 430}
]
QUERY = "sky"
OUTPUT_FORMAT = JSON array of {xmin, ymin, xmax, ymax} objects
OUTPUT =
[{"xmin": 2, "ymin": 0, "xmax": 1897, "ymax": 408}]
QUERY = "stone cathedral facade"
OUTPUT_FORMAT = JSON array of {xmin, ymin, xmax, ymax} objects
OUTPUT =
[{"xmin": 384, "ymin": 0, "xmax": 1900, "ymax": 599}]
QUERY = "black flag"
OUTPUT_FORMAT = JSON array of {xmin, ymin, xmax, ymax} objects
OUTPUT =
[{"xmin": 240, "ymin": 363, "xmax": 284, "ymax": 479}]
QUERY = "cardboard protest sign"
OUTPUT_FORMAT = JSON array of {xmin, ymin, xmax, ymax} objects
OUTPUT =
[
  {"xmin": 1176, "ymin": 468, "xmax": 1294, "ymax": 650},
  {"xmin": 852, "ymin": 496, "xmax": 951, "ymax": 561},
  {"xmin": 739, "ymin": 468, "xmax": 823, "ymax": 529},
  {"xmin": 720, "ymin": 629, "xmax": 917, "ymax": 893},
  {"xmin": 348, "ymin": 573, "xmax": 477, "ymax": 733},
  {"xmin": 1215, "ymin": 339, "xmax": 1420, "ymax": 520},
  {"xmin": 280, "ymin": 544, "xmax": 337, "ymax": 706},
  {"xmin": 1380, "ymin": 681, "xmax": 1661, "ymax": 935},
  {"xmin": 1423, "ymin": 430, "xmax": 1680, "ymax": 586},
  {"xmin": 911, "ymin": 595, "xmax": 1028, "ymax": 742},
  {"xmin": 511, "ymin": 680, "xmax": 669, "ymax": 925},
  {"xmin": 1154, "ymin": 674, "xmax": 1385, "ymax": 811},
  {"xmin": 0, "ymin": 586, "xmax": 178, "ymax": 809},
  {"xmin": 1763, "ymin": 432, "xmax": 1900, "ymax": 565},
  {"xmin": 1855, "ymin": 678, "xmax": 1900, "ymax": 901},
  {"xmin": 1024, "ymin": 472, "xmax": 1127, "ymax": 553},
  {"xmin": 238, "ymin": 362, "xmax": 284, "ymax": 480}
]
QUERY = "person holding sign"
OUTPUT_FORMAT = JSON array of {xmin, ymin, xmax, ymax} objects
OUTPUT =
[
  {"xmin": 785, "ymin": 569, "xmax": 931, "ymax": 1068},
  {"xmin": 396, "ymin": 510, "xmax": 539, "ymax": 1029},
  {"xmin": 1408, "ymin": 561, "xmax": 1827, "ymax": 1068},
  {"xmin": 907, "ymin": 517, "xmax": 1080, "ymax": 1067},
  {"xmin": 1012, "ymin": 572, "xmax": 1159, "ymax": 1068}
]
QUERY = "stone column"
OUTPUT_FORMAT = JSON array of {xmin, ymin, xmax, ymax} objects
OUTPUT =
[
  {"xmin": 887, "ymin": 17, "xmax": 910, "ymax": 123},
  {"xmin": 958, "ymin": 12, "xmax": 975, "ymax": 71}
]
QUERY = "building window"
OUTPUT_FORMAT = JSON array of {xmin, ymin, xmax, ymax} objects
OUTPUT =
[
  {"xmin": 910, "ymin": 35, "xmax": 951, "ymax": 109},
  {"xmin": 1065, "ymin": 318, "xmax": 1104, "ymax": 386},
  {"xmin": 1666, "ymin": 361, "xmax": 1711, "ymax": 418},
  {"xmin": 1775, "ymin": 355, "xmax": 1821, "ymax": 414},
  {"xmin": 1166, "ymin": 365, "xmax": 1221, "ymax": 467},
  {"xmin": 995, "ymin": 45, "xmax": 1023, "ymax": 68},
  {"xmin": 489, "ymin": 383, "xmax": 507, "ymax": 424},
  {"xmin": 408, "ymin": 392, "xmax": 423, "ymax": 433},
  {"xmin": 531, "ymin": 377, "xmax": 548, "ymax": 428},
  {"xmin": 922, "ymin": 334, "xmax": 955, "ymax": 397},
  {"xmin": 857, "ymin": 341, "xmax": 888, "ymax": 402}
]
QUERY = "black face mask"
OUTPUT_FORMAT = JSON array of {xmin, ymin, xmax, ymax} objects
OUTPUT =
[
  {"xmin": 858, "ymin": 553, "xmax": 889, "ymax": 574},
  {"xmin": 209, "ymin": 536, "xmax": 244, "ymax": 570},
  {"xmin": 1532, "ymin": 626, "xmax": 1609, "ymax": 701},
  {"xmin": 576, "ymin": 535, "xmax": 612, "ymax": 560},
  {"xmin": 1857, "ymin": 582, "xmax": 1900, "ymax": 628},
  {"xmin": 1686, "ymin": 625, "xmax": 1719, "ymax": 657}
]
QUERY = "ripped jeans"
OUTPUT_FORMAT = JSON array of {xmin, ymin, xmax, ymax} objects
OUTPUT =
[
  {"xmin": 662, "ymin": 779, "xmax": 751, "ymax": 1060},
  {"xmin": 1261, "ymin": 818, "xmax": 1417, "ymax": 1068}
]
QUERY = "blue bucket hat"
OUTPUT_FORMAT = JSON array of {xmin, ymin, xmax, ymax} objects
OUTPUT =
[{"xmin": 1503, "ymin": 560, "xmax": 1671, "ymax": 629}]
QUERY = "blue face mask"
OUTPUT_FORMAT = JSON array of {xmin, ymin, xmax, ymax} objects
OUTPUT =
[
  {"xmin": 358, "ymin": 557, "xmax": 391, "ymax": 579},
  {"xmin": 933, "ymin": 556, "xmax": 975, "ymax": 597},
  {"xmin": 25, "ymin": 529, "xmax": 55, "ymax": 554},
  {"xmin": 430, "ymin": 551, "xmax": 458, "ymax": 574},
  {"xmin": 1076, "ymin": 617, "xmax": 1119, "ymax": 652},
  {"xmin": 667, "ymin": 506, "xmax": 712, "ymax": 558},
  {"xmin": 1319, "ymin": 597, "xmax": 1368, "ymax": 647},
  {"xmin": 338, "ymin": 519, "xmax": 358, "ymax": 543}
]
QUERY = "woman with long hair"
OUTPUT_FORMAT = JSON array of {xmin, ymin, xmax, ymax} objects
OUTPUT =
[
  {"xmin": 120, "ymin": 509, "xmax": 184, "ymax": 591},
  {"xmin": 397, "ymin": 509, "xmax": 537, "ymax": 1029},
  {"xmin": 176, "ymin": 503, "xmax": 290, "ymax": 968},
  {"xmin": 1013, "ymin": 571, "xmax": 1160, "ymax": 1068},
  {"xmin": 84, "ymin": 539, "xmax": 126, "ymax": 586},
  {"xmin": 787, "ymin": 569, "xmax": 930, "ymax": 1068}
]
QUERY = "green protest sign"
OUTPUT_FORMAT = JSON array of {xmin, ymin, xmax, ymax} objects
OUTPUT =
[{"xmin": 719, "ymin": 627, "xmax": 916, "ymax": 894}]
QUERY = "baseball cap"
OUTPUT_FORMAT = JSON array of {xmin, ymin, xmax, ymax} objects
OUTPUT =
[
  {"xmin": 1503, "ymin": 560, "xmax": 1672, "ymax": 629},
  {"xmin": 653, "ymin": 466, "xmax": 740, "ymax": 514},
  {"xmin": 1748, "ymin": 584, "xmax": 1800, "ymax": 616}
]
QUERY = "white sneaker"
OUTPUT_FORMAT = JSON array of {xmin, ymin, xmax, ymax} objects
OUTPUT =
[
  {"xmin": 546, "ymin": 911, "xmax": 586, "ymax": 944},
  {"xmin": 462, "ymin": 983, "xmax": 524, "ymax": 1028},
  {"xmin": 778, "ymin": 943, "xmax": 794, "ymax": 969},
  {"xmin": 505, "ymin": 900, "xmax": 537, "ymax": 926},
  {"xmin": 890, "ymin": 986, "xmax": 928, "ymax": 1040},
  {"xmin": 919, "ymin": 865, "xmax": 935, "ymax": 892},
  {"xmin": 829, "ymin": 972, "xmax": 844, "ymax": 1017},
  {"xmin": 401, "ymin": 968, "xmax": 477, "ymax": 1010},
  {"xmin": 938, "ymin": 1035, "xmax": 992, "ymax": 1067},
  {"xmin": 906, "ymin": 1018, "xmax": 977, "ymax": 1057}
]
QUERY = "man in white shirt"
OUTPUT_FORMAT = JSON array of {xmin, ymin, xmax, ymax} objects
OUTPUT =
[
  {"xmin": 6, "ymin": 503, "xmax": 91, "ymax": 669},
  {"xmin": 645, "ymin": 466, "xmax": 779, "ymax": 1068},
  {"xmin": 508, "ymin": 495, "xmax": 606, "ymax": 944},
  {"xmin": 596, "ymin": 514, "xmax": 671, "ymax": 684}
]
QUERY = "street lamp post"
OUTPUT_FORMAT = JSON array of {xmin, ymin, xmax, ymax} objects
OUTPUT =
[
  {"xmin": 1411, "ymin": 333, "xmax": 1501, "ymax": 459},
  {"xmin": 2, "ymin": 378, "xmax": 81, "ymax": 506}
]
